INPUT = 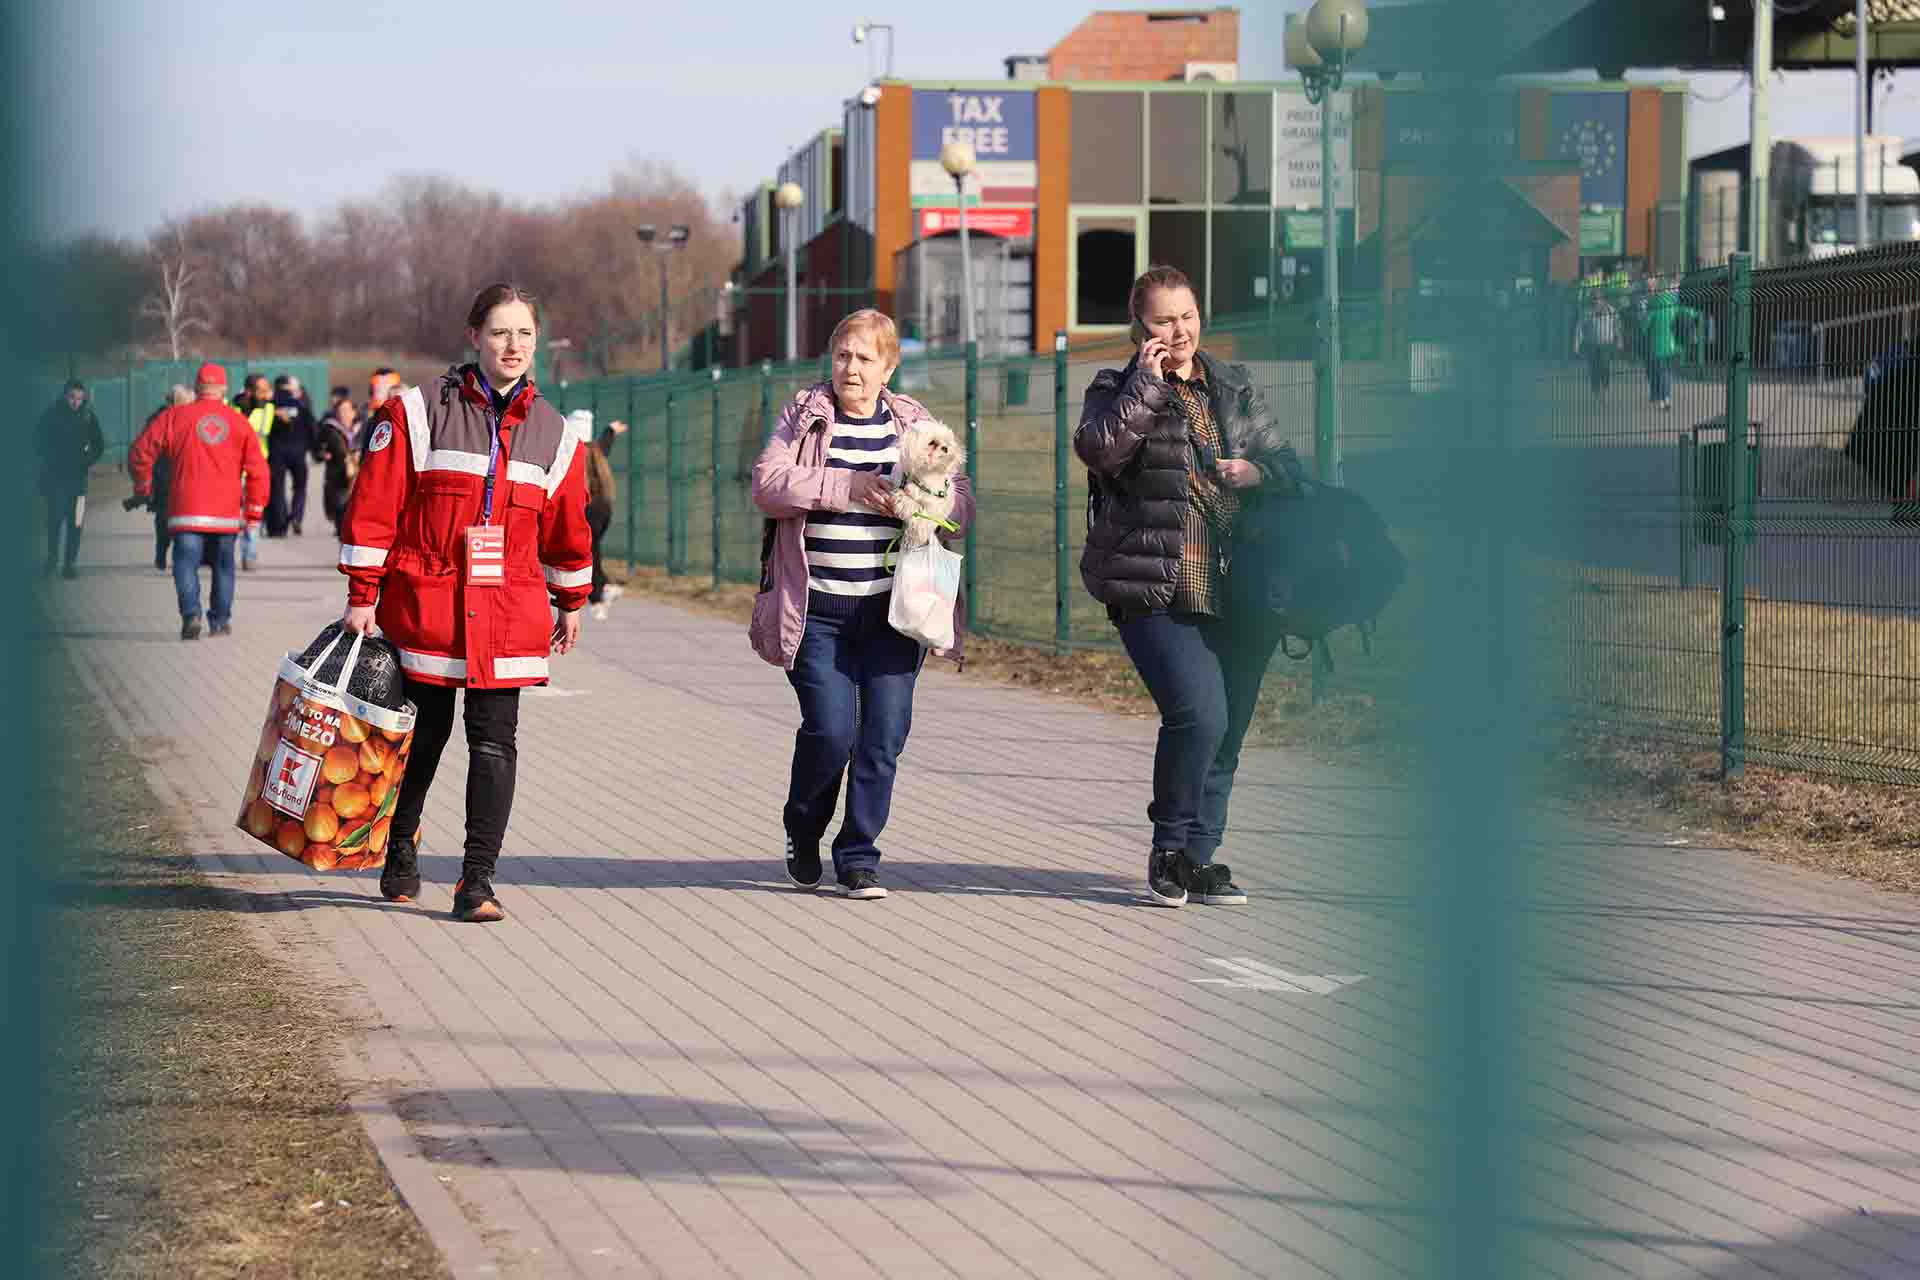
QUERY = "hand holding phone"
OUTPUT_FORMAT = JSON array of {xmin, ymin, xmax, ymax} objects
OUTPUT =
[{"xmin": 1138, "ymin": 335, "xmax": 1172, "ymax": 377}]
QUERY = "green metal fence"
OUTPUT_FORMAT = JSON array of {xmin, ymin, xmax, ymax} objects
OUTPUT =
[
  {"xmin": 569, "ymin": 246, "xmax": 1920, "ymax": 787},
  {"xmin": 1535, "ymin": 244, "xmax": 1920, "ymax": 785},
  {"xmin": 29, "ymin": 357, "xmax": 332, "ymax": 463}
]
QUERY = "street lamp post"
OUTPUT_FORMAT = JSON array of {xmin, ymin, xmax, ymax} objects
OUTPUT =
[
  {"xmin": 1287, "ymin": 0, "xmax": 1368, "ymax": 703},
  {"xmin": 939, "ymin": 141, "xmax": 978, "ymax": 349},
  {"xmin": 1286, "ymin": 0, "xmax": 1367, "ymax": 491},
  {"xmin": 635, "ymin": 224, "xmax": 692, "ymax": 374},
  {"xmin": 774, "ymin": 182, "xmax": 805, "ymax": 363}
]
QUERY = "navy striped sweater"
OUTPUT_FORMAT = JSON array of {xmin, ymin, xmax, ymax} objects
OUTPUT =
[{"xmin": 805, "ymin": 403, "xmax": 902, "ymax": 614}]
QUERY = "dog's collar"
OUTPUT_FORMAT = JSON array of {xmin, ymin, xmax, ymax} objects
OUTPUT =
[{"xmin": 906, "ymin": 476, "xmax": 950, "ymax": 499}]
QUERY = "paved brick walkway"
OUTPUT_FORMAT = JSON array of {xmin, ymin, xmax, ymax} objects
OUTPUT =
[{"xmin": 55, "ymin": 497, "xmax": 1920, "ymax": 1278}]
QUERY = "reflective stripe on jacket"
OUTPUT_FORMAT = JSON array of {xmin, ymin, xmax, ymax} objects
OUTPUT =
[{"xmin": 338, "ymin": 367, "xmax": 594, "ymax": 689}]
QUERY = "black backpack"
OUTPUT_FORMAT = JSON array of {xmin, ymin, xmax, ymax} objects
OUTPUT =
[{"xmin": 1225, "ymin": 480, "xmax": 1407, "ymax": 661}]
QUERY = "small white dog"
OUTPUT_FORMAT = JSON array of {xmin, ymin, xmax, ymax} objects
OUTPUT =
[{"xmin": 890, "ymin": 419, "xmax": 965, "ymax": 547}]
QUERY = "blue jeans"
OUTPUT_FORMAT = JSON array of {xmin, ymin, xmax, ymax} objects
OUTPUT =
[
  {"xmin": 1117, "ymin": 611, "xmax": 1284, "ymax": 865},
  {"xmin": 240, "ymin": 524, "xmax": 259, "ymax": 565},
  {"xmin": 172, "ymin": 532, "xmax": 236, "ymax": 626},
  {"xmin": 1648, "ymin": 354, "xmax": 1672, "ymax": 403},
  {"xmin": 784, "ymin": 593, "xmax": 923, "ymax": 876}
]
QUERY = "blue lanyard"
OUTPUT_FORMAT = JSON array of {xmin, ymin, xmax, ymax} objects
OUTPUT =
[{"xmin": 473, "ymin": 372, "xmax": 513, "ymax": 524}]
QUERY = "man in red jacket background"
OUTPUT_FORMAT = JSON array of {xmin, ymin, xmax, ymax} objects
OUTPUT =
[{"xmin": 128, "ymin": 363, "xmax": 268, "ymax": 640}]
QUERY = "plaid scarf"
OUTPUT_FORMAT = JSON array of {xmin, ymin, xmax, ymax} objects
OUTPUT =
[{"xmin": 1166, "ymin": 368, "xmax": 1237, "ymax": 617}]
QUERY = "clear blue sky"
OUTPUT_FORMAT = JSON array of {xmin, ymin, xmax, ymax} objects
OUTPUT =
[{"xmin": 30, "ymin": 0, "xmax": 1920, "ymax": 242}]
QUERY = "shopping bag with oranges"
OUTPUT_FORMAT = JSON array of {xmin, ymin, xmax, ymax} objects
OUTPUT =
[{"xmin": 237, "ymin": 627, "xmax": 417, "ymax": 871}]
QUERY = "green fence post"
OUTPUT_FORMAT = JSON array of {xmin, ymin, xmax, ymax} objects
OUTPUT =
[
  {"xmin": 759, "ymin": 362, "xmax": 773, "ymax": 446},
  {"xmin": 964, "ymin": 340, "xmax": 979, "ymax": 630},
  {"xmin": 1721, "ymin": 252, "xmax": 1752, "ymax": 779},
  {"xmin": 624, "ymin": 377, "xmax": 638, "ymax": 569},
  {"xmin": 711, "ymin": 372, "xmax": 724, "ymax": 589},
  {"xmin": 1311, "ymin": 298, "xmax": 1336, "ymax": 704},
  {"xmin": 1052, "ymin": 332, "xmax": 1070, "ymax": 657},
  {"xmin": 1678, "ymin": 430, "xmax": 1696, "ymax": 591},
  {"xmin": 666, "ymin": 389, "xmax": 684, "ymax": 575}
]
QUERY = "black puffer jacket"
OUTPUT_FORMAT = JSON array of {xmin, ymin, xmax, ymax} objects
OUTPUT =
[{"xmin": 1074, "ymin": 349, "xmax": 1300, "ymax": 614}]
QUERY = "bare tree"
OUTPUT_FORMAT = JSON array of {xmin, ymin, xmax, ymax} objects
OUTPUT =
[{"xmin": 137, "ymin": 229, "xmax": 209, "ymax": 359}]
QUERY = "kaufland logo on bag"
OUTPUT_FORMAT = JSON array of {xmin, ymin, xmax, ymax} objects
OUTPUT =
[{"xmin": 263, "ymin": 739, "xmax": 323, "ymax": 818}]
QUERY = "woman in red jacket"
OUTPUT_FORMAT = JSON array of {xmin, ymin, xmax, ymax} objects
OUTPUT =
[{"xmin": 338, "ymin": 283, "xmax": 593, "ymax": 922}]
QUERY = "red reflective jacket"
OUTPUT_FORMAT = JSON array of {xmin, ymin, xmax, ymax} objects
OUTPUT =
[
  {"xmin": 128, "ymin": 396, "xmax": 267, "ymax": 534},
  {"xmin": 338, "ymin": 367, "xmax": 593, "ymax": 689}
]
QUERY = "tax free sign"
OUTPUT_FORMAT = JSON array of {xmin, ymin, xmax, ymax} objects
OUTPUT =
[{"xmin": 911, "ymin": 90, "xmax": 1038, "ymax": 210}]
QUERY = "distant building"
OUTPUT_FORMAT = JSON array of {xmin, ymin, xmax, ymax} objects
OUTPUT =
[{"xmin": 725, "ymin": 8, "xmax": 1688, "ymax": 363}]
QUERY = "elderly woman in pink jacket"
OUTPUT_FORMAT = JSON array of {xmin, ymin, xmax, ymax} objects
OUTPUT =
[{"xmin": 750, "ymin": 309, "xmax": 973, "ymax": 901}]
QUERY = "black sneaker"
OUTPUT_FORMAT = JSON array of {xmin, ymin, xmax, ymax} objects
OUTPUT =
[
  {"xmin": 1146, "ymin": 848, "xmax": 1188, "ymax": 907},
  {"xmin": 785, "ymin": 835, "xmax": 822, "ymax": 889},
  {"xmin": 451, "ymin": 869, "xmax": 505, "ymax": 923},
  {"xmin": 209, "ymin": 621, "xmax": 232, "ymax": 637},
  {"xmin": 180, "ymin": 615, "xmax": 203, "ymax": 641},
  {"xmin": 836, "ymin": 868, "xmax": 888, "ymax": 900},
  {"xmin": 62, "ymin": 565, "xmax": 78, "ymax": 580},
  {"xmin": 380, "ymin": 830, "xmax": 421, "ymax": 903},
  {"xmin": 1187, "ymin": 861, "xmax": 1248, "ymax": 906}
]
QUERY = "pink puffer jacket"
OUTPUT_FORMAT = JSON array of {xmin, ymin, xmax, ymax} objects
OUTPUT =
[{"xmin": 748, "ymin": 382, "xmax": 974, "ymax": 670}]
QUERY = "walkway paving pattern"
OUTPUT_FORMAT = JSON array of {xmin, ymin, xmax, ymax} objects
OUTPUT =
[{"xmin": 56, "ymin": 502, "xmax": 1920, "ymax": 1278}]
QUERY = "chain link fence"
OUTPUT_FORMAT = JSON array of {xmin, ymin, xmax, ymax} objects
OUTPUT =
[{"xmin": 561, "ymin": 245, "xmax": 1920, "ymax": 787}]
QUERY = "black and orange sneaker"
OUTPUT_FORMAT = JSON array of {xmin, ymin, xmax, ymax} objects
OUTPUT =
[
  {"xmin": 451, "ymin": 870, "xmax": 505, "ymax": 923},
  {"xmin": 380, "ymin": 830, "xmax": 421, "ymax": 903}
]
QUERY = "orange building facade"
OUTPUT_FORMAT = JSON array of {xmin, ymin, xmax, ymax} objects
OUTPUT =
[{"xmin": 732, "ymin": 70, "xmax": 1689, "ymax": 363}]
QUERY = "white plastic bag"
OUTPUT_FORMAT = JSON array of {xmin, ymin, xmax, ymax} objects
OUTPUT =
[{"xmin": 888, "ymin": 540, "xmax": 963, "ymax": 649}]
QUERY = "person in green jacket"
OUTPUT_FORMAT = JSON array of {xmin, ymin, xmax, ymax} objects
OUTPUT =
[{"xmin": 1640, "ymin": 280, "xmax": 1700, "ymax": 411}]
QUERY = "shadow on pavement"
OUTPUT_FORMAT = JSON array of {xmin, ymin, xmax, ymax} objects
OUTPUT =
[
  {"xmin": 195, "ymin": 851, "xmax": 1148, "ymax": 908},
  {"xmin": 1689, "ymin": 1212, "xmax": 1920, "ymax": 1279}
]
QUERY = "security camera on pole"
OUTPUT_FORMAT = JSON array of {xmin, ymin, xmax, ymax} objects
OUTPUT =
[
  {"xmin": 774, "ymin": 182, "xmax": 805, "ymax": 363},
  {"xmin": 1286, "ymin": 0, "xmax": 1368, "ymax": 702}
]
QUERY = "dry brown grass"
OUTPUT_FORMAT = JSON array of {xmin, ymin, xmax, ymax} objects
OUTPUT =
[
  {"xmin": 1562, "ymin": 734, "xmax": 1920, "ymax": 893},
  {"xmin": 607, "ymin": 560, "xmax": 1919, "ymax": 896},
  {"xmin": 44, "ymin": 657, "xmax": 443, "ymax": 1278}
]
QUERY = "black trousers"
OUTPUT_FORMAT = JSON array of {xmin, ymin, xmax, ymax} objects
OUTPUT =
[
  {"xmin": 152, "ymin": 506, "xmax": 170, "ymax": 568},
  {"xmin": 44, "ymin": 489, "xmax": 84, "ymax": 569},
  {"xmin": 586, "ymin": 500, "xmax": 612, "ymax": 603},
  {"xmin": 267, "ymin": 453, "xmax": 309, "ymax": 532},
  {"xmin": 391, "ymin": 679, "xmax": 521, "ymax": 876}
]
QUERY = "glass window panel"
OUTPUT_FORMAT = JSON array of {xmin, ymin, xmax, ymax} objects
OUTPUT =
[
  {"xmin": 1148, "ymin": 211, "xmax": 1207, "ymax": 305},
  {"xmin": 1210, "ymin": 210, "xmax": 1271, "ymax": 320},
  {"xmin": 1149, "ymin": 93, "xmax": 1207, "ymax": 206},
  {"xmin": 1070, "ymin": 93, "xmax": 1144, "ymax": 205},
  {"xmin": 1211, "ymin": 92, "xmax": 1273, "ymax": 207},
  {"xmin": 1075, "ymin": 217, "xmax": 1138, "ymax": 326}
]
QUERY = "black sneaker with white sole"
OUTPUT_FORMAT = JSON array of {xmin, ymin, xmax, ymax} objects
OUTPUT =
[
  {"xmin": 836, "ymin": 868, "xmax": 888, "ymax": 900},
  {"xmin": 1186, "ymin": 861, "xmax": 1248, "ymax": 906},
  {"xmin": 785, "ymin": 835, "xmax": 823, "ymax": 889},
  {"xmin": 1146, "ymin": 848, "xmax": 1188, "ymax": 907}
]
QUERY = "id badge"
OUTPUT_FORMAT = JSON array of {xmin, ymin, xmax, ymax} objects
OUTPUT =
[{"xmin": 464, "ymin": 525, "xmax": 505, "ymax": 587}]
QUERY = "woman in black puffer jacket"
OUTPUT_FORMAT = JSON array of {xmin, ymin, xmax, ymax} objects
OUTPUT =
[{"xmin": 1075, "ymin": 264, "xmax": 1302, "ymax": 911}]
